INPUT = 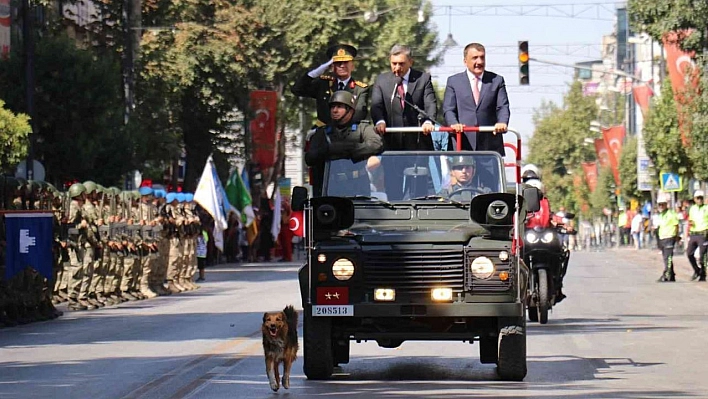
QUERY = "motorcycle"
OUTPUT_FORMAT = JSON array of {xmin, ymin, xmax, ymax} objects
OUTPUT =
[{"xmin": 523, "ymin": 213, "xmax": 575, "ymax": 324}]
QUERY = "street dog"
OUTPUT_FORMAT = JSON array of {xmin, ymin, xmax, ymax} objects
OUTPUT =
[{"xmin": 262, "ymin": 305, "xmax": 298, "ymax": 391}]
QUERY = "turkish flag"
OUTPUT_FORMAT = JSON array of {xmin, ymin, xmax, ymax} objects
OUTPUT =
[
  {"xmin": 316, "ymin": 287, "xmax": 349, "ymax": 305},
  {"xmin": 581, "ymin": 162, "xmax": 598, "ymax": 193},
  {"xmin": 289, "ymin": 210, "xmax": 304, "ymax": 237}
]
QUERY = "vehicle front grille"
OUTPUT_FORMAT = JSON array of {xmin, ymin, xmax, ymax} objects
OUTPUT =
[{"xmin": 362, "ymin": 247, "xmax": 464, "ymax": 296}]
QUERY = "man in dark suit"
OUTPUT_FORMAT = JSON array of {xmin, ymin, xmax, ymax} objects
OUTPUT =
[
  {"xmin": 442, "ymin": 42, "xmax": 510, "ymax": 155},
  {"xmin": 370, "ymin": 44, "xmax": 438, "ymax": 200}
]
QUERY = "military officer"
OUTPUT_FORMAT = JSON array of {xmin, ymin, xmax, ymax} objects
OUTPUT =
[
  {"xmin": 439, "ymin": 155, "xmax": 492, "ymax": 201},
  {"xmin": 292, "ymin": 44, "xmax": 369, "ymax": 127},
  {"xmin": 305, "ymin": 90, "xmax": 384, "ymax": 197},
  {"xmin": 657, "ymin": 195, "xmax": 680, "ymax": 282},
  {"xmin": 687, "ymin": 190, "xmax": 708, "ymax": 281}
]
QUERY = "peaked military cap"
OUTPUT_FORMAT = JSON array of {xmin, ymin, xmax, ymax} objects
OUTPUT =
[{"xmin": 327, "ymin": 44, "xmax": 357, "ymax": 62}]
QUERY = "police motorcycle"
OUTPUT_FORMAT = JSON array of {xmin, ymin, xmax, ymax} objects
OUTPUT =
[{"xmin": 523, "ymin": 197, "xmax": 574, "ymax": 324}]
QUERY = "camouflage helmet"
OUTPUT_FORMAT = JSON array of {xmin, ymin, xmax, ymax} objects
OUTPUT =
[
  {"xmin": 449, "ymin": 155, "xmax": 476, "ymax": 168},
  {"xmin": 96, "ymin": 184, "xmax": 106, "ymax": 194},
  {"xmin": 328, "ymin": 90, "xmax": 355, "ymax": 109},
  {"xmin": 131, "ymin": 190, "xmax": 140, "ymax": 200},
  {"xmin": 83, "ymin": 180, "xmax": 98, "ymax": 194},
  {"xmin": 108, "ymin": 186, "xmax": 121, "ymax": 196},
  {"xmin": 68, "ymin": 182, "xmax": 87, "ymax": 198}
]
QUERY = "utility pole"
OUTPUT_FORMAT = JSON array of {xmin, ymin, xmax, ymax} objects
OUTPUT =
[
  {"xmin": 121, "ymin": 0, "xmax": 135, "ymax": 125},
  {"xmin": 21, "ymin": 0, "xmax": 35, "ymax": 180}
]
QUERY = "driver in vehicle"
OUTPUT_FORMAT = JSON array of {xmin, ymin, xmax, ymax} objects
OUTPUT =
[{"xmin": 439, "ymin": 155, "xmax": 491, "ymax": 200}]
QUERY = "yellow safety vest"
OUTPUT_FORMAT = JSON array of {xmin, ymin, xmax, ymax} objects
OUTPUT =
[{"xmin": 688, "ymin": 204, "xmax": 708, "ymax": 232}]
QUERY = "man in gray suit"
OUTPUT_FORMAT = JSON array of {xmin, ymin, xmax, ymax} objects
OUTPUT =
[
  {"xmin": 442, "ymin": 42, "xmax": 510, "ymax": 155},
  {"xmin": 371, "ymin": 44, "xmax": 438, "ymax": 200}
]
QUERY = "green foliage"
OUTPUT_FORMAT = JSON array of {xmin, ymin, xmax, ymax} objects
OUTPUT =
[
  {"xmin": 642, "ymin": 81, "xmax": 690, "ymax": 176},
  {"xmin": 628, "ymin": 0, "xmax": 708, "ymax": 53},
  {"xmin": 590, "ymin": 166, "xmax": 615, "ymax": 215},
  {"xmin": 0, "ymin": 35, "xmax": 130, "ymax": 185},
  {"xmin": 618, "ymin": 136, "xmax": 645, "ymax": 200},
  {"xmin": 685, "ymin": 72, "xmax": 708, "ymax": 180},
  {"xmin": 0, "ymin": 99, "xmax": 31, "ymax": 172},
  {"xmin": 527, "ymin": 81, "xmax": 597, "ymax": 214}
]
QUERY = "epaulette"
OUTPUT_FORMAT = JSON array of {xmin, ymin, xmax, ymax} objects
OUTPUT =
[
  {"xmin": 354, "ymin": 80, "xmax": 368, "ymax": 88},
  {"xmin": 320, "ymin": 75, "xmax": 335, "ymax": 81}
]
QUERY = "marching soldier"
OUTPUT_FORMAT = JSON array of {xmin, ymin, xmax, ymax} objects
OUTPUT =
[
  {"xmin": 66, "ymin": 182, "xmax": 94, "ymax": 310},
  {"xmin": 687, "ymin": 190, "xmax": 708, "ymax": 281},
  {"xmin": 292, "ymin": 44, "xmax": 369, "ymax": 127}
]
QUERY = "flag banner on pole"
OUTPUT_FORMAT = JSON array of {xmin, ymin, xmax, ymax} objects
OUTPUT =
[
  {"xmin": 194, "ymin": 156, "xmax": 228, "ymax": 251},
  {"xmin": 602, "ymin": 125, "xmax": 625, "ymax": 186},
  {"xmin": 225, "ymin": 167, "xmax": 255, "ymax": 226},
  {"xmin": 581, "ymin": 162, "xmax": 598, "ymax": 192},
  {"xmin": 271, "ymin": 189, "xmax": 282, "ymax": 241},
  {"xmin": 663, "ymin": 30, "xmax": 699, "ymax": 145},
  {"xmin": 4, "ymin": 212, "xmax": 54, "ymax": 280},
  {"xmin": 289, "ymin": 210, "xmax": 304, "ymax": 237}
]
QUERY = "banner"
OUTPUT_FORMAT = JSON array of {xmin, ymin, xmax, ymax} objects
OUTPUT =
[
  {"xmin": 289, "ymin": 210, "xmax": 304, "ymax": 237},
  {"xmin": 594, "ymin": 138, "xmax": 611, "ymax": 169},
  {"xmin": 632, "ymin": 84, "xmax": 653, "ymax": 118},
  {"xmin": 581, "ymin": 162, "xmax": 598, "ymax": 193},
  {"xmin": 271, "ymin": 189, "xmax": 282, "ymax": 241},
  {"xmin": 602, "ymin": 125, "xmax": 625, "ymax": 186},
  {"xmin": 0, "ymin": 0, "xmax": 10, "ymax": 59},
  {"xmin": 663, "ymin": 30, "xmax": 699, "ymax": 145},
  {"xmin": 194, "ymin": 156, "xmax": 230, "ymax": 251},
  {"xmin": 225, "ymin": 167, "xmax": 255, "ymax": 226},
  {"xmin": 250, "ymin": 91, "xmax": 278, "ymax": 169},
  {"xmin": 4, "ymin": 213, "xmax": 54, "ymax": 280}
]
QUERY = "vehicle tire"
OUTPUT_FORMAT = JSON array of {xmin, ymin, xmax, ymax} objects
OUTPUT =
[
  {"xmin": 537, "ymin": 268, "xmax": 549, "ymax": 324},
  {"xmin": 479, "ymin": 335, "xmax": 498, "ymax": 364},
  {"xmin": 303, "ymin": 308, "xmax": 334, "ymax": 380},
  {"xmin": 496, "ymin": 318, "xmax": 527, "ymax": 381},
  {"xmin": 527, "ymin": 306, "xmax": 538, "ymax": 322}
]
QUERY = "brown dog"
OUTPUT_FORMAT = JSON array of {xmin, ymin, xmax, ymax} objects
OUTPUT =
[{"xmin": 262, "ymin": 305, "xmax": 298, "ymax": 391}]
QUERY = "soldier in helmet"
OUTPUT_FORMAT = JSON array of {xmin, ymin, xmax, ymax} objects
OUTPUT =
[
  {"xmin": 65, "ymin": 183, "xmax": 93, "ymax": 310},
  {"xmin": 80, "ymin": 181, "xmax": 104, "ymax": 307},
  {"xmin": 305, "ymin": 90, "xmax": 384, "ymax": 197},
  {"xmin": 439, "ymin": 155, "xmax": 491, "ymax": 201}
]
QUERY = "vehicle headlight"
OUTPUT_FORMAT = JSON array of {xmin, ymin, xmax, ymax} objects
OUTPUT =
[
  {"xmin": 498, "ymin": 251, "xmax": 509, "ymax": 262},
  {"xmin": 541, "ymin": 231, "xmax": 555, "ymax": 243},
  {"xmin": 525, "ymin": 231, "xmax": 539, "ymax": 244},
  {"xmin": 470, "ymin": 256, "xmax": 495, "ymax": 279},
  {"xmin": 332, "ymin": 258, "xmax": 355, "ymax": 280}
]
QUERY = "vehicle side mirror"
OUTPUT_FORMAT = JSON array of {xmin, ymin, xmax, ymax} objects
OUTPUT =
[
  {"xmin": 291, "ymin": 186, "xmax": 308, "ymax": 211},
  {"xmin": 523, "ymin": 187, "xmax": 541, "ymax": 213}
]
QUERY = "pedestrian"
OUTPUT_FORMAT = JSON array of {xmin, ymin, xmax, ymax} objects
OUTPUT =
[
  {"xmin": 196, "ymin": 226, "xmax": 208, "ymax": 282},
  {"xmin": 305, "ymin": 91, "xmax": 384, "ymax": 197},
  {"xmin": 686, "ymin": 190, "xmax": 708, "ymax": 281},
  {"xmin": 656, "ymin": 195, "xmax": 680, "ymax": 282},
  {"xmin": 443, "ymin": 42, "xmax": 509, "ymax": 155},
  {"xmin": 291, "ymin": 44, "xmax": 369, "ymax": 127},
  {"xmin": 631, "ymin": 211, "xmax": 643, "ymax": 250}
]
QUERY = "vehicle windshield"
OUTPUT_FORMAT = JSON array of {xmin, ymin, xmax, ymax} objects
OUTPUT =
[{"xmin": 323, "ymin": 151, "xmax": 504, "ymax": 201}]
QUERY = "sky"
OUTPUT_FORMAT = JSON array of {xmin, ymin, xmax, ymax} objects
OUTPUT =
[{"xmin": 427, "ymin": 0, "xmax": 619, "ymax": 161}]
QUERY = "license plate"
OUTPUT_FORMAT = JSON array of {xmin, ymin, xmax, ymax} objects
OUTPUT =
[{"xmin": 313, "ymin": 305, "xmax": 353, "ymax": 317}]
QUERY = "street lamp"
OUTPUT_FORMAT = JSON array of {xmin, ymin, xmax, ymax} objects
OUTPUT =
[{"xmin": 442, "ymin": 6, "xmax": 457, "ymax": 48}]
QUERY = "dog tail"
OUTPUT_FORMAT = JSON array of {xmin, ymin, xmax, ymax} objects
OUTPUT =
[{"xmin": 283, "ymin": 305, "xmax": 298, "ymax": 343}]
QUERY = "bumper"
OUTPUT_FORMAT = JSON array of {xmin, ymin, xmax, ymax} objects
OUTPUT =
[{"xmin": 349, "ymin": 302, "xmax": 523, "ymax": 318}]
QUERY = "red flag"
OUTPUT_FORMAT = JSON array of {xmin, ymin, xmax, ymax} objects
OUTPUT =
[
  {"xmin": 249, "ymin": 90, "xmax": 278, "ymax": 169},
  {"xmin": 289, "ymin": 210, "xmax": 304, "ymax": 237},
  {"xmin": 581, "ymin": 162, "xmax": 598, "ymax": 192},
  {"xmin": 594, "ymin": 138, "xmax": 611, "ymax": 169},
  {"xmin": 663, "ymin": 30, "xmax": 700, "ymax": 145},
  {"xmin": 632, "ymin": 84, "xmax": 654, "ymax": 117},
  {"xmin": 316, "ymin": 287, "xmax": 349, "ymax": 305},
  {"xmin": 602, "ymin": 126, "xmax": 625, "ymax": 186}
]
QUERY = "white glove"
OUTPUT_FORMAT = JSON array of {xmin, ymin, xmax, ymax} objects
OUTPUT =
[{"xmin": 308, "ymin": 59, "xmax": 333, "ymax": 78}]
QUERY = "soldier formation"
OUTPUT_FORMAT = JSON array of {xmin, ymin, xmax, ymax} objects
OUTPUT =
[{"xmin": 0, "ymin": 177, "xmax": 203, "ymax": 326}]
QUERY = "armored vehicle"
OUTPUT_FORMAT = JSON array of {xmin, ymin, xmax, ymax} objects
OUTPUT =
[{"xmin": 295, "ymin": 132, "xmax": 540, "ymax": 382}]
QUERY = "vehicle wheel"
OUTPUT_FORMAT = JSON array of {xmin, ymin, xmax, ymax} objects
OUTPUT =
[
  {"xmin": 537, "ymin": 268, "xmax": 549, "ymax": 324},
  {"xmin": 527, "ymin": 306, "xmax": 538, "ymax": 322},
  {"xmin": 496, "ymin": 317, "xmax": 527, "ymax": 381},
  {"xmin": 303, "ymin": 308, "xmax": 334, "ymax": 379},
  {"xmin": 479, "ymin": 335, "xmax": 498, "ymax": 364}
]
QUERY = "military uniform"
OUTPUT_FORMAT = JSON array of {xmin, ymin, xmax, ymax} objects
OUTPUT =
[
  {"xmin": 439, "ymin": 156, "xmax": 492, "ymax": 201},
  {"xmin": 292, "ymin": 44, "xmax": 369, "ymax": 126},
  {"xmin": 305, "ymin": 91, "xmax": 384, "ymax": 197}
]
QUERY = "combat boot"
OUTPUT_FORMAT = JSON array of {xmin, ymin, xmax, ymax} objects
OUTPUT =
[
  {"xmin": 167, "ymin": 280, "xmax": 182, "ymax": 294},
  {"xmin": 68, "ymin": 298, "xmax": 88, "ymax": 311}
]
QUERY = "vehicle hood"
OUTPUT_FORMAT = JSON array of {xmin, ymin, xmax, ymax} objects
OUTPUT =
[{"xmin": 347, "ymin": 223, "xmax": 488, "ymax": 244}]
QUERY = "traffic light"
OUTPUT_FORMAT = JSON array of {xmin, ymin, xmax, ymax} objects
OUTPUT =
[{"xmin": 518, "ymin": 41, "xmax": 529, "ymax": 85}]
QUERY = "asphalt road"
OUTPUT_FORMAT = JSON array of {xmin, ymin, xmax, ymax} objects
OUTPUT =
[{"xmin": 1, "ymin": 248, "xmax": 707, "ymax": 398}]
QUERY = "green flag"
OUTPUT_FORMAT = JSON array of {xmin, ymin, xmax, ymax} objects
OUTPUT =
[{"xmin": 225, "ymin": 167, "xmax": 255, "ymax": 225}]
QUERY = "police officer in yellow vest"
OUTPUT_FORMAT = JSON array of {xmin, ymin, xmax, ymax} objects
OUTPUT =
[
  {"xmin": 687, "ymin": 190, "xmax": 708, "ymax": 281},
  {"xmin": 292, "ymin": 44, "xmax": 369, "ymax": 127},
  {"xmin": 657, "ymin": 195, "xmax": 680, "ymax": 282}
]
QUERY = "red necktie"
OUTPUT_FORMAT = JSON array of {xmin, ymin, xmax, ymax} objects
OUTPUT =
[{"xmin": 397, "ymin": 81, "xmax": 405, "ymax": 108}]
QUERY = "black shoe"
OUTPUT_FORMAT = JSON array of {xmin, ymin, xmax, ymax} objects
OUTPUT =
[
  {"xmin": 658, "ymin": 275, "xmax": 674, "ymax": 282},
  {"xmin": 692, "ymin": 272, "xmax": 700, "ymax": 281},
  {"xmin": 196, "ymin": 277, "xmax": 205, "ymax": 282},
  {"xmin": 555, "ymin": 291, "xmax": 566, "ymax": 303}
]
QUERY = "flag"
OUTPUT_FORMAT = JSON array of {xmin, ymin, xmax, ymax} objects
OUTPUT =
[
  {"xmin": 271, "ymin": 189, "xmax": 282, "ymax": 241},
  {"xmin": 663, "ymin": 30, "xmax": 700, "ymax": 145},
  {"xmin": 602, "ymin": 125, "xmax": 625, "ymax": 186},
  {"xmin": 632, "ymin": 83, "xmax": 654, "ymax": 117},
  {"xmin": 581, "ymin": 162, "xmax": 598, "ymax": 192},
  {"xmin": 225, "ymin": 167, "xmax": 255, "ymax": 226},
  {"xmin": 194, "ymin": 156, "xmax": 228, "ymax": 250},
  {"xmin": 289, "ymin": 210, "xmax": 304, "ymax": 237},
  {"xmin": 4, "ymin": 213, "xmax": 54, "ymax": 280}
]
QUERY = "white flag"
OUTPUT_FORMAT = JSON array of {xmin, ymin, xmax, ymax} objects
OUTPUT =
[
  {"xmin": 194, "ymin": 156, "xmax": 228, "ymax": 236},
  {"xmin": 271, "ymin": 189, "xmax": 282, "ymax": 241}
]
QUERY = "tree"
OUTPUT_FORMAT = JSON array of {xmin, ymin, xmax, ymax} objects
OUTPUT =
[
  {"xmin": 590, "ymin": 166, "xmax": 615, "ymax": 216},
  {"xmin": 618, "ymin": 135, "xmax": 647, "ymax": 200},
  {"xmin": 642, "ymin": 81, "xmax": 690, "ymax": 177},
  {"xmin": 0, "ymin": 100, "xmax": 31, "ymax": 173}
]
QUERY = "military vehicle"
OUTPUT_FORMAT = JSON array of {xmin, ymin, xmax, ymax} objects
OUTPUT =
[{"xmin": 294, "ymin": 128, "xmax": 540, "ymax": 382}]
